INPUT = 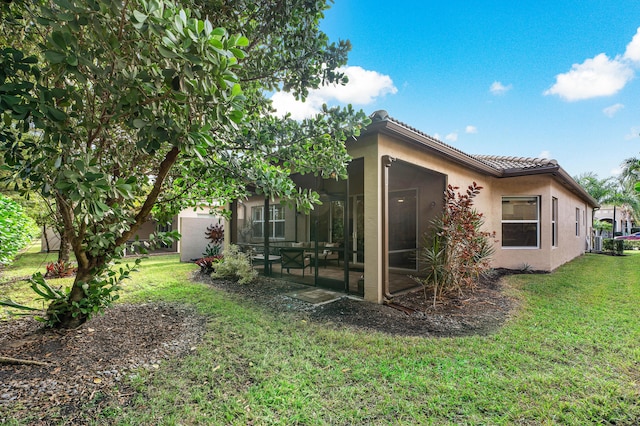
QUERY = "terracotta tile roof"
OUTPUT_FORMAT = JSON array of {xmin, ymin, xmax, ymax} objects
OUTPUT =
[
  {"xmin": 367, "ymin": 110, "xmax": 598, "ymax": 206},
  {"xmin": 472, "ymin": 155, "xmax": 559, "ymax": 172},
  {"xmin": 372, "ymin": 111, "xmax": 484, "ymax": 164},
  {"xmin": 370, "ymin": 111, "xmax": 563, "ymax": 175}
]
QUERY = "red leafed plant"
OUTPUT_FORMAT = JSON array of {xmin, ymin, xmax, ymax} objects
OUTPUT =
[
  {"xmin": 194, "ymin": 255, "xmax": 223, "ymax": 274},
  {"xmin": 417, "ymin": 182, "xmax": 496, "ymax": 307},
  {"xmin": 44, "ymin": 260, "xmax": 78, "ymax": 278}
]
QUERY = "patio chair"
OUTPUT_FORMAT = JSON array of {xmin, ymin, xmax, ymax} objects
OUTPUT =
[
  {"xmin": 322, "ymin": 243, "xmax": 340, "ymax": 268},
  {"xmin": 280, "ymin": 249, "xmax": 312, "ymax": 277}
]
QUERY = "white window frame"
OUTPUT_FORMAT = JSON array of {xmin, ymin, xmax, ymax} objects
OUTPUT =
[
  {"xmin": 501, "ymin": 196, "xmax": 540, "ymax": 249},
  {"xmin": 552, "ymin": 197, "xmax": 558, "ymax": 247},
  {"xmin": 575, "ymin": 207, "xmax": 580, "ymax": 237},
  {"xmin": 251, "ymin": 205, "xmax": 285, "ymax": 239}
]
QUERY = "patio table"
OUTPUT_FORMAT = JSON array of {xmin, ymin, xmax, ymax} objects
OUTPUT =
[{"xmin": 252, "ymin": 254, "xmax": 281, "ymax": 275}]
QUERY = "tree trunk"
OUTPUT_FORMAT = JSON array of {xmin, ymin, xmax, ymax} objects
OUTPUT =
[
  {"xmin": 49, "ymin": 266, "xmax": 94, "ymax": 329},
  {"xmin": 43, "ymin": 225, "xmax": 51, "ymax": 253},
  {"xmin": 57, "ymin": 232, "xmax": 71, "ymax": 263}
]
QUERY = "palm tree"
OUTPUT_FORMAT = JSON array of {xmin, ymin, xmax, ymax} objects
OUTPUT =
[
  {"xmin": 604, "ymin": 181, "xmax": 640, "ymax": 236},
  {"xmin": 574, "ymin": 172, "xmax": 615, "ymax": 204},
  {"xmin": 615, "ymin": 157, "xmax": 640, "ymax": 232},
  {"xmin": 574, "ymin": 172, "xmax": 639, "ymax": 237},
  {"xmin": 620, "ymin": 156, "xmax": 640, "ymax": 189}
]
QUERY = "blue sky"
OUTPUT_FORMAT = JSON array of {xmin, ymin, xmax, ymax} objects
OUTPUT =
[{"xmin": 271, "ymin": 1, "xmax": 640, "ymax": 179}]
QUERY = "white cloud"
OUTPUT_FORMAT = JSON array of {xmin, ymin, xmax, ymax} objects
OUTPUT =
[
  {"xmin": 603, "ymin": 103, "xmax": 624, "ymax": 117},
  {"xmin": 624, "ymin": 27, "xmax": 640, "ymax": 62},
  {"xmin": 490, "ymin": 81, "xmax": 512, "ymax": 95},
  {"xmin": 433, "ymin": 133, "xmax": 441, "ymax": 140},
  {"xmin": 445, "ymin": 132, "xmax": 458, "ymax": 142},
  {"xmin": 625, "ymin": 127, "xmax": 640, "ymax": 140},
  {"xmin": 271, "ymin": 66, "xmax": 397, "ymax": 119},
  {"xmin": 544, "ymin": 53, "xmax": 634, "ymax": 101},
  {"xmin": 270, "ymin": 92, "xmax": 321, "ymax": 120},
  {"xmin": 538, "ymin": 150, "xmax": 551, "ymax": 159},
  {"xmin": 545, "ymin": 28, "xmax": 640, "ymax": 101},
  {"xmin": 465, "ymin": 125, "xmax": 478, "ymax": 134}
]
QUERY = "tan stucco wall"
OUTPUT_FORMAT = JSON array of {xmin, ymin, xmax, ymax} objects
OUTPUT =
[
  {"xmin": 41, "ymin": 227, "xmax": 61, "ymax": 252},
  {"xmin": 487, "ymin": 175, "xmax": 591, "ymax": 271},
  {"xmin": 41, "ymin": 218, "xmax": 179, "ymax": 253},
  {"xmin": 179, "ymin": 216, "xmax": 226, "ymax": 262},
  {"xmin": 594, "ymin": 205, "xmax": 633, "ymax": 235},
  {"xmin": 347, "ymin": 134, "xmax": 382, "ymax": 303},
  {"xmin": 347, "ymin": 132, "xmax": 592, "ymax": 303},
  {"xmin": 360, "ymin": 133, "xmax": 494, "ymax": 303},
  {"xmin": 234, "ymin": 196, "xmax": 298, "ymax": 243}
]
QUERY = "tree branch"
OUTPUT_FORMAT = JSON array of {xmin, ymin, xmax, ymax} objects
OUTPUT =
[
  {"xmin": 116, "ymin": 146, "xmax": 180, "ymax": 245},
  {"xmin": 0, "ymin": 356, "xmax": 52, "ymax": 367}
]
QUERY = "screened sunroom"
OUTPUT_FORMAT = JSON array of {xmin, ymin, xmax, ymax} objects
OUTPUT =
[{"xmin": 228, "ymin": 155, "xmax": 447, "ymax": 300}]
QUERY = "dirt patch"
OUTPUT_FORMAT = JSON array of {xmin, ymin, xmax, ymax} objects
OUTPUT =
[
  {"xmin": 0, "ymin": 271, "xmax": 516, "ymax": 424},
  {"xmin": 0, "ymin": 303, "xmax": 206, "ymax": 425}
]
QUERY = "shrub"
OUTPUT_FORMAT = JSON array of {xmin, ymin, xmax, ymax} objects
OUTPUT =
[
  {"xmin": 45, "ymin": 260, "xmax": 78, "ymax": 278},
  {"xmin": 194, "ymin": 255, "xmax": 223, "ymax": 274},
  {"xmin": 416, "ymin": 183, "xmax": 495, "ymax": 307},
  {"xmin": 0, "ymin": 194, "xmax": 38, "ymax": 265},
  {"xmin": 210, "ymin": 244, "xmax": 257, "ymax": 285},
  {"xmin": 603, "ymin": 238, "xmax": 624, "ymax": 255},
  {"xmin": 623, "ymin": 240, "xmax": 640, "ymax": 251}
]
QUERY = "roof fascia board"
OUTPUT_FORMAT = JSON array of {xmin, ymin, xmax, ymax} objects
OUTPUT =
[
  {"xmin": 555, "ymin": 167, "xmax": 600, "ymax": 207},
  {"xmin": 366, "ymin": 119, "xmax": 501, "ymax": 176},
  {"xmin": 503, "ymin": 167, "xmax": 599, "ymax": 207},
  {"xmin": 362, "ymin": 118, "xmax": 598, "ymax": 208}
]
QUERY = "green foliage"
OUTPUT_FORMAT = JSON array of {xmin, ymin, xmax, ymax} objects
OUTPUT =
[
  {"xmin": 210, "ymin": 244, "xmax": 257, "ymax": 285},
  {"xmin": 621, "ymin": 240, "xmax": 640, "ymax": 251},
  {"xmin": 1, "ymin": 258, "xmax": 140, "ymax": 326},
  {"xmin": 518, "ymin": 263, "xmax": 533, "ymax": 273},
  {"xmin": 593, "ymin": 218, "xmax": 612, "ymax": 232},
  {"xmin": 416, "ymin": 183, "xmax": 495, "ymax": 307},
  {"xmin": 0, "ymin": 193, "xmax": 38, "ymax": 265},
  {"xmin": 203, "ymin": 244, "xmax": 221, "ymax": 257},
  {"xmin": 194, "ymin": 255, "xmax": 223, "ymax": 274},
  {"xmin": 574, "ymin": 172, "xmax": 617, "ymax": 204},
  {"xmin": 602, "ymin": 238, "xmax": 624, "ymax": 255},
  {"xmin": 44, "ymin": 260, "xmax": 77, "ymax": 278},
  {"xmin": 576, "ymin": 171, "xmax": 640, "ymax": 228},
  {"xmin": 1, "ymin": 0, "xmax": 368, "ymax": 326}
]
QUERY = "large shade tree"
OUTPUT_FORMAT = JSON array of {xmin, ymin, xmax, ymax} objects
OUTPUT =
[{"xmin": 1, "ymin": 0, "xmax": 369, "ymax": 327}]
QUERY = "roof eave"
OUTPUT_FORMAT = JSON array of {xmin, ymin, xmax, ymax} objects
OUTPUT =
[
  {"xmin": 362, "ymin": 116, "xmax": 599, "ymax": 208},
  {"xmin": 364, "ymin": 119, "xmax": 502, "ymax": 177},
  {"xmin": 555, "ymin": 167, "xmax": 600, "ymax": 208}
]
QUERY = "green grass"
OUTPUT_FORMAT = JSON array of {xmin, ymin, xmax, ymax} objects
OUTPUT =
[
  {"xmin": 0, "ymin": 242, "xmax": 75, "ymax": 318},
  {"xmin": 2, "ymin": 251, "xmax": 640, "ymax": 425}
]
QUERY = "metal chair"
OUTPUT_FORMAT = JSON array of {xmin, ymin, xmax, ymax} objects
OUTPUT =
[{"xmin": 279, "ymin": 249, "xmax": 312, "ymax": 277}]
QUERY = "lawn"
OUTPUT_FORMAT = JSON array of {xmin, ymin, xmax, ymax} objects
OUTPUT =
[{"xmin": 1, "ymin": 250, "xmax": 639, "ymax": 425}]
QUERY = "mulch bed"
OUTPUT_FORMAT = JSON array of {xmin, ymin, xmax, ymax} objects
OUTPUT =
[
  {"xmin": 0, "ymin": 303, "xmax": 206, "ymax": 425},
  {"xmin": 197, "ymin": 270, "xmax": 517, "ymax": 338}
]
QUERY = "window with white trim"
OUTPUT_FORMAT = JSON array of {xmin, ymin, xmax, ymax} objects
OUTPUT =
[
  {"xmin": 502, "ymin": 196, "xmax": 540, "ymax": 248},
  {"xmin": 251, "ymin": 205, "xmax": 285, "ymax": 239},
  {"xmin": 575, "ymin": 208, "xmax": 580, "ymax": 236}
]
